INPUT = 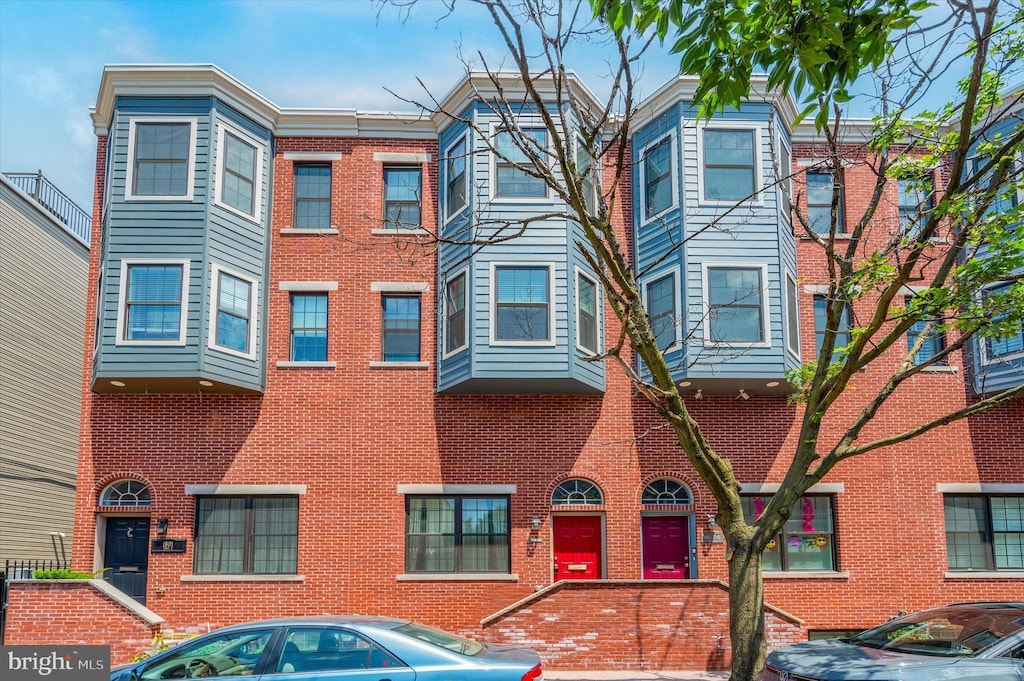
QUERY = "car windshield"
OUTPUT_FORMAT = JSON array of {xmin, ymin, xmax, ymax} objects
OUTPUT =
[
  {"xmin": 393, "ymin": 622, "xmax": 486, "ymax": 656},
  {"xmin": 846, "ymin": 604, "xmax": 1024, "ymax": 657}
]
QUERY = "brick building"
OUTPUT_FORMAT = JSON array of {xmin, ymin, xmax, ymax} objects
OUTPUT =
[{"xmin": 41, "ymin": 64, "xmax": 1024, "ymax": 668}]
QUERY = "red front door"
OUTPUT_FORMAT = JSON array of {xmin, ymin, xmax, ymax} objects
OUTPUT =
[
  {"xmin": 553, "ymin": 515, "xmax": 602, "ymax": 581},
  {"xmin": 641, "ymin": 515, "xmax": 690, "ymax": 579}
]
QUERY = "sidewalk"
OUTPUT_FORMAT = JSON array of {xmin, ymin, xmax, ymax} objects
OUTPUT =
[{"xmin": 545, "ymin": 672, "xmax": 728, "ymax": 680}]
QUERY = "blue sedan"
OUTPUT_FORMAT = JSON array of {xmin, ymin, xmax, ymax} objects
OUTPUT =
[
  {"xmin": 110, "ymin": 615, "xmax": 543, "ymax": 681},
  {"xmin": 759, "ymin": 602, "xmax": 1024, "ymax": 681}
]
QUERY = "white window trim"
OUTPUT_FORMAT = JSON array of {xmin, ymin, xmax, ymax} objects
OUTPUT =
[
  {"xmin": 213, "ymin": 123, "xmax": 264, "ymax": 222},
  {"xmin": 784, "ymin": 270, "xmax": 801, "ymax": 359},
  {"xmin": 638, "ymin": 130, "xmax": 679, "ymax": 224},
  {"xmin": 696, "ymin": 121, "xmax": 764, "ymax": 206},
  {"xmin": 575, "ymin": 267, "xmax": 602, "ymax": 356},
  {"xmin": 124, "ymin": 117, "xmax": 198, "ymax": 201},
  {"xmin": 640, "ymin": 265, "xmax": 683, "ymax": 352},
  {"xmin": 93, "ymin": 271, "xmax": 103, "ymax": 359},
  {"xmin": 279, "ymin": 281, "xmax": 338, "ymax": 292},
  {"xmin": 208, "ymin": 263, "xmax": 258, "ymax": 360},
  {"xmin": 443, "ymin": 132, "xmax": 470, "ymax": 225},
  {"xmin": 700, "ymin": 262, "xmax": 771, "ymax": 348},
  {"xmin": 489, "ymin": 262, "xmax": 557, "ymax": 347},
  {"xmin": 777, "ymin": 131, "xmax": 792, "ymax": 220},
  {"xmin": 978, "ymin": 283, "xmax": 1024, "ymax": 366},
  {"xmin": 116, "ymin": 258, "xmax": 190, "ymax": 347},
  {"xmin": 371, "ymin": 282, "xmax": 429, "ymax": 293},
  {"xmin": 185, "ymin": 484, "xmax": 307, "ymax": 495},
  {"xmin": 488, "ymin": 121, "xmax": 553, "ymax": 203},
  {"xmin": 442, "ymin": 267, "xmax": 470, "ymax": 359}
]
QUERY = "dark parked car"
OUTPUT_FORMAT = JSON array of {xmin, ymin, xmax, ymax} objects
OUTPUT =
[
  {"xmin": 758, "ymin": 602, "xmax": 1024, "ymax": 681},
  {"xmin": 110, "ymin": 615, "xmax": 543, "ymax": 680}
]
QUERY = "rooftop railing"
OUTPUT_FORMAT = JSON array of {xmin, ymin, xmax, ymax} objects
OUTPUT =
[{"xmin": 3, "ymin": 170, "xmax": 91, "ymax": 245}]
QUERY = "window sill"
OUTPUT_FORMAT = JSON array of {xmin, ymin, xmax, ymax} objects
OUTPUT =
[
  {"xmin": 369, "ymin": 361, "xmax": 429, "ymax": 369},
  {"xmin": 371, "ymin": 228, "xmax": 429, "ymax": 236},
  {"xmin": 944, "ymin": 571, "xmax": 1024, "ymax": 579},
  {"xmin": 181, "ymin": 574, "xmax": 305, "ymax": 582},
  {"xmin": 396, "ymin": 573, "xmax": 518, "ymax": 582},
  {"xmin": 276, "ymin": 361, "xmax": 336, "ymax": 369},
  {"xmin": 280, "ymin": 227, "xmax": 339, "ymax": 235},
  {"xmin": 919, "ymin": 365, "xmax": 958, "ymax": 374},
  {"xmin": 763, "ymin": 571, "xmax": 850, "ymax": 579}
]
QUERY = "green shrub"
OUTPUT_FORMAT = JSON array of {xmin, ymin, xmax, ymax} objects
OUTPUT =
[{"xmin": 32, "ymin": 567, "xmax": 108, "ymax": 579}]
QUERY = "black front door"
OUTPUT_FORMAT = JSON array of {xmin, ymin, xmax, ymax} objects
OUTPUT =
[{"xmin": 104, "ymin": 518, "xmax": 149, "ymax": 604}]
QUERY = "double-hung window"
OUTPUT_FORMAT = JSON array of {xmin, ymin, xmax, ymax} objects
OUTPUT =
[
  {"xmin": 806, "ymin": 171, "xmax": 844, "ymax": 234},
  {"xmin": 384, "ymin": 166, "xmax": 422, "ymax": 228},
  {"xmin": 120, "ymin": 261, "xmax": 188, "ymax": 343},
  {"xmin": 577, "ymin": 271, "xmax": 599, "ymax": 354},
  {"xmin": 705, "ymin": 265, "xmax": 766, "ymax": 344},
  {"xmin": 642, "ymin": 136, "xmax": 673, "ymax": 219},
  {"xmin": 290, "ymin": 293, "xmax": 328, "ymax": 362},
  {"xmin": 743, "ymin": 495, "xmax": 837, "ymax": 572},
  {"xmin": 127, "ymin": 120, "xmax": 195, "ymax": 199},
  {"xmin": 495, "ymin": 128, "xmax": 548, "ymax": 199},
  {"xmin": 405, "ymin": 495, "xmax": 510, "ymax": 574},
  {"xmin": 898, "ymin": 173, "xmax": 935, "ymax": 237},
  {"xmin": 703, "ymin": 128, "xmax": 756, "ymax": 202},
  {"xmin": 211, "ymin": 267, "xmax": 255, "ymax": 356},
  {"xmin": 813, "ymin": 295, "xmax": 852, "ymax": 360},
  {"xmin": 983, "ymin": 283, "xmax": 1024, "ymax": 361},
  {"xmin": 444, "ymin": 271, "xmax": 468, "ymax": 355},
  {"xmin": 646, "ymin": 273, "xmax": 677, "ymax": 351},
  {"xmin": 381, "ymin": 294, "xmax": 421, "ymax": 362},
  {"xmin": 217, "ymin": 129, "xmax": 260, "ymax": 219},
  {"xmin": 905, "ymin": 296, "xmax": 945, "ymax": 366},
  {"xmin": 493, "ymin": 265, "xmax": 550, "ymax": 343},
  {"xmin": 194, "ymin": 496, "xmax": 298, "ymax": 575},
  {"xmin": 945, "ymin": 495, "xmax": 1024, "ymax": 571},
  {"xmin": 293, "ymin": 164, "xmax": 331, "ymax": 229},
  {"xmin": 445, "ymin": 136, "xmax": 468, "ymax": 220}
]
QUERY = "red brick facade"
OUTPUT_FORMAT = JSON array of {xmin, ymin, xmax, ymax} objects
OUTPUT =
[{"xmin": 13, "ymin": 75, "xmax": 1018, "ymax": 671}]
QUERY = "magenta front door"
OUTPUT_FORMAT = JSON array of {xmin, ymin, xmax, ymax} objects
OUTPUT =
[
  {"xmin": 641, "ymin": 515, "xmax": 690, "ymax": 579},
  {"xmin": 552, "ymin": 515, "xmax": 602, "ymax": 581}
]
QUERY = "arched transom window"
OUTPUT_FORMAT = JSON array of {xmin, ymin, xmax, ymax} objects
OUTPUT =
[
  {"xmin": 551, "ymin": 479, "xmax": 603, "ymax": 505},
  {"xmin": 100, "ymin": 480, "xmax": 151, "ymax": 507},
  {"xmin": 642, "ymin": 478, "xmax": 693, "ymax": 505}
]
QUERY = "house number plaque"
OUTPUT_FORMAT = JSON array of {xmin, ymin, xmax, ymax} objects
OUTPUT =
[{"xmin": 151, "ymin": 539, "xmax": 187, "ymax": 553}]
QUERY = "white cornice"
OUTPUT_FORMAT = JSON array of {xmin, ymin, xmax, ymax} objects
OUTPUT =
[
  {"xmin": 91, "ymin": 64, "xmax": 436, "ymax": 139},
  {"xmin": 92, "ymin": 64, "xmax": 280, "ymax": 134},
  {"xmin": 431, "ymin": 70, "xmax": 606, "ymax": 135},
  {"xmin": 632, "ymin": 74, "xmax": 800, "ymax": 131}
]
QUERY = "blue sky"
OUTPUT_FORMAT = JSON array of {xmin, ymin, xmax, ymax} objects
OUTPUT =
[{"xmin": 0, "ymin": 0, "xmax": 685, "ymax": 210}]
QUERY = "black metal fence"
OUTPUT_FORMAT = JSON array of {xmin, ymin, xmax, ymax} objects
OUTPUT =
[
  {"xmin": 1, "ymin": 559, "xmax": 71, "ymax": 643},
  {"xmin": 3, "ymin": 170, "xmax": 92, "ymax": 244}
]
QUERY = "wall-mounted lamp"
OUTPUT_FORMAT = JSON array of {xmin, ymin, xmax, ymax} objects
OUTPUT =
[
  {"xmin": 738, "ymin": 389, "xmax": 750, "ymax": 400},
  {"xmin": 693, "ymin": 389, "xmax": 703, "ymax": 400},
  {"xmin": 530, "ymin": 517, "xmax": 543, "ymax": 532},
  {"xmin": 156, "ymin": 518, "xmax": 169, "ymax": 534},
  {"xmin": 706, "ymin": 514, "xmax": 717, "ymax": 531}
]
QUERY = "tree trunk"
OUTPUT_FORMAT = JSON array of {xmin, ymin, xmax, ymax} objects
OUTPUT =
[{"xmin": 728, "ymin": 537, "xmax": 767, "ymax": 681}]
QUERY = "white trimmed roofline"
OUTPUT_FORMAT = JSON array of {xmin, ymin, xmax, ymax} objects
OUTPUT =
[
  {"xmin": 91, "ymin": 64, "xmax": 434, "ymax": 138},
  {"xmin": 429, "ymin": 69, "xmax": 608, "ymax": 135}
]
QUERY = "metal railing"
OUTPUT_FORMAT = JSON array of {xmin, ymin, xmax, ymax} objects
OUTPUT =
[
  {"xmin": 3, "ymin": 558, "xmax": 71, "ymax": 580},
  {"xmin": 3, "ymin": 170, "xmax": 91, "ymax": 244}
]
